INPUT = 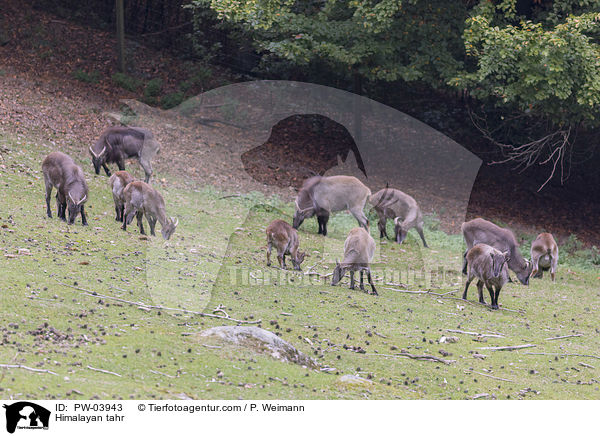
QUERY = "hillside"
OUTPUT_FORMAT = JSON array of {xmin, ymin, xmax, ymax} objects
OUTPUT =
[
  {"xmin": 1, "ymin": 133, "xmax": 599, "ymax": 400},
  {"xmin": 1, "ymin": 1, "xmax": 599, "ymax": 401}
]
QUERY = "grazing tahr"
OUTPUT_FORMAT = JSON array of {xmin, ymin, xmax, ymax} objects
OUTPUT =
[
  {"xmin": 331, "ymin": 227, "xmax": 377, "ymax": 295},
  {"xmin": 109, "ymin": 170, "xmax": 135, "ymax": 222},
  {"xmin": 122, "ymin": 181, "xmax": 178, "ymax": 240},
  {"xmin": 463, "ymin": 243, "xmax": 510, "ymax": 309},
  {"xmin": 89, "ymin": 126, "xmax": 160, "ymax": 183},
  {"xmin": 293, "ymin": 175, "xmax": 371, "ymax": 236},
  {"xmin": 42, "ymin": 151, "xmax": 88, "ymax": 225},
  {"xmin": 530, "ymin": 232, "xmax": 559, "ymax": 282},
  {"xmin": 369, "ymin": 187, "xmax": 428, "ymax": 247},
  {"xmin": 266, "ymin": 219, "xmax": 306, "ymax": 270},
  {"xmin": 461, "ymin": 218, "xmax": 532, "ymax": 285}
]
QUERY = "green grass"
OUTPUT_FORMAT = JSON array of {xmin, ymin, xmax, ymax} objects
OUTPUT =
[{"xmin": 1, "ymin": 134, "xmax": 599, "ymax": 400}]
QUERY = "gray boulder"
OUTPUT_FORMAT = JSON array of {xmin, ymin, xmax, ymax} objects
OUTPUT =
[{"xmin": 200, "ymin": 326, "xmax": 318, "ymax": 369}]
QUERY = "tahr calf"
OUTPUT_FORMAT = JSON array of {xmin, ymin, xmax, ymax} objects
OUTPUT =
[
  {"xmin": 122, "ymin": 181, "xmax": 178, "ymax": 240},
  {"xmin": 42, "ymin": 152, "xmax": 88, "ymax": 225},
  {"xmin": 530, "ymin": 233, "xmax": 559, "ymax": 282},
  {"xmin": 331, "ymin": 228, "xmax": 377, "ymax": 295},
  {"xmin": 109, "ymin": 171, "xmax": 136, "ymax": 222},
  {"xmin": 266, "ymin": 219, "xmax": 306, "ymax": 270},
  {"xmin": 463, "ymin": 243, "xmax": 510, "ymax": 309}
]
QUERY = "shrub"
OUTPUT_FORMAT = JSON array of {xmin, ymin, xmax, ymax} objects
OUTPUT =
[
  {"xmin": 72, "ymin": 69, "xmax": 101, "ymax": 84},
  {"xmin": 161, "ymin": 92, "xmax": 185, "ymax": 110},
  {"xmin": 111, "ymin": 72, "xmax": 141, "ymax": 92},
  {"xmin": 144, "ymin": 78, "xmax": 162, "ymax": 97}
]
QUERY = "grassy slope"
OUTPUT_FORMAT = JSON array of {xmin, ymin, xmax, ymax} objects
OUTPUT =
[{"xmin": 1, "ymin": 134, "xmax": 599, "ymax": 400}]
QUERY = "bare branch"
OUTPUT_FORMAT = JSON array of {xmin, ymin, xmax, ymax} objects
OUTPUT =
[
  {"xmin": 446, "ymin": 329, "xmax": 505, "ymax": 338},
  {"xmin": 86, "ymin": 365, "xmax": 122, "ymax": 377},
  {"xmin": 55, "ymin": 280, "xmax": 261, "ymax": 325},
  {"xmin": 468, "ymin": 108, "xmax": 573, "ymax": 190},
  {"xmin": 525, "ymin": 352, "xmax": 600, "ymax": 360},
  {"xmin": 478, "ymin": 344, "xmax": 536, "ymax": 351},
  {"xmin": 366, "ymin": 352, "xmax": 455, "ymax": 365},
  {"xmin": 465, "ymin": 370, "xmax": 515, "ymax": 383},
  {"xmin": 0, "ymin": 364, "xmax": 58, "ymax": 376},
  {"xmin": 545, "ymin": 334, "xmax": 583, "ymax": 341}
]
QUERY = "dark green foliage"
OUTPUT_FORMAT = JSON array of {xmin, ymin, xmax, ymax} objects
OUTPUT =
[
  {"xmin": 143, "ymin": 78, "xmax": 163, "ymax": 105},
  {"xmin": 195, "ymin": 0, "xmax": 600, "ymax": 127},
  {"xmin": 72, "ymin": 69, "xmax": 101, "ymax": 84},
  {"xmin": 145, "ymin": 78, "xmax": 163, "ymax": 97},
  {"xmin": 112, "ymin": 72, "xmax": 142, "ymax": 92},
  {"xmin": 161, "ymin": 92, "xmax": 185, "ymax": 109}
]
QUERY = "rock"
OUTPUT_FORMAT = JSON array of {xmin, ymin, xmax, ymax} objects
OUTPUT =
[
  {"xmin": 199, "ymin": 326, "xmax": 318, "ymax": 369},
  {"xmin": 338, "ymin": 374, "xmax": 373, "ymax": 386},
  {"xmin": 439, "ymin": 336, "xmax": 459, "ymax": 344}
]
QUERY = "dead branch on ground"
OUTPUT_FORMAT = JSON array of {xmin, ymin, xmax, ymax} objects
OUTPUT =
[{"xmin": 55, "ymin": 280, "xmax": 260, "ymax": 324}]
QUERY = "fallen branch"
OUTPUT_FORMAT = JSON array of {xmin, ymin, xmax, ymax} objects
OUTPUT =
[
  {"xmin": 55, "ymin": 280, "xmax": 260, "ymax": 324},
  {"xmin": 438, "ymin": 295, "xmax": 524, "ymax": 314},
  {"xmin": 366, "ymin": 352, "xmax": 455, "ymax": 365},
  {"xmin": 383, "ymin": 287, "xmax": 524, "ymax": 313},
  {"xmin": 303, "ymin": 266, "xmax": 333, "ymax": 279},
  {"xmin": 87, "ymin": 365, "xmax": 121, "ymax": 377},
  {"xmin": 0, "ymin": 364, "xmax": 58, "ymax": 376},
  {"xmin": 470, "ymin": 393, "xmax": 491, "ymax": 400},
  {"xmin": 219, "ymin": 194, "xmax": 241, "ymax": 200},
  {"xmin": 446, "ymin": 329, "xmax": 505, "ymax": 338},
  {"xmin": 384, "ymin": 282, "xmax": 408, "ymax": 288},
  {"xmin": 525, "ymin": 352, "xmax": 600, "ymax": 360},
  {"xmin": 466, "ymin": 370, "xmax": 515, "ymax": 383},
  {"xmin": 150, "ymin": 369, "xmax": 177, "ymax": 378},
  {"xmin": 383, "ymin": 287, "xmax": 430, "ymax": 294},
  {"xmin": 438, "ymin": 290, "xmax": 460, "ymax": 296},
  {"xmin": 545, "ymin": 334, "xmax": 583, "ymax": 341},
  {"xmin": 478, "ymin": 344, "xmax": 536, "ymax": 351},
  {"xmin": 304, "ymin": 263, "xmax": 320, "ymax": 276}
]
